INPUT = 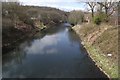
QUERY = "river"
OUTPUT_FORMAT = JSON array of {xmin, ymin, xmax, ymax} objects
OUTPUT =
[{"xmin": 2, "ymin": 23, "xmax": 108, "ymax": 78}]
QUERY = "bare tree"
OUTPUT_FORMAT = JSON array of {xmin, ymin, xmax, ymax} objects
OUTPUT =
[
  {"xmin": 95, "ymin": 3, "xmax": 104, "ymax": 13},
  {"xmin": 97, "ymin": 1, "xmax": 117, "ymax": 17},
  {"xmin": 86, "ymin": 2, "xmax": 96, "ymax": 18}
]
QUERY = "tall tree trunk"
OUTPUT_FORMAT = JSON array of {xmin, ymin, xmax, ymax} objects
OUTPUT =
[
  {"xmin": 105, "ymin": 7, "xmax": 109, "ymax": 22},
  {"xmin": 99, "ymin": 5, "xmax": 103, "ymax": 13},
  {"xmin": 105, "ymin": 7, "xmax": 108, "ymax": 16},
  {"xmin": 92, "ymin": 9, "xmax": 94, "ymax": 18}
]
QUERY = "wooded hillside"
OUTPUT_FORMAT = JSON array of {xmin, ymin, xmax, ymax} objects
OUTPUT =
[{"xmin": 2, "ymin": 2, "xmax": 68, "ymax": 53}]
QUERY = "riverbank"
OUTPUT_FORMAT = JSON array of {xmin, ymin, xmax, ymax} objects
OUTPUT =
[
  {"xmin": 72, "ymin": 23, "xmax": 118, "ymax": 78},
  {"xmin": 2, "ymin": 21, "xmax": 58, "ymax": 54}
]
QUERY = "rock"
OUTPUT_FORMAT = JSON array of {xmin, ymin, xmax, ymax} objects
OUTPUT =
[
  {"xmin": 81, "ymin": 41, "xmax": 84, "ymax": 45},
  {"xmin": 107, "ymin": 53, "xmax": 112, "ymax": 57},
  {"xmin": 104, "ymin": 28, "xmax": 107, "ymax": 30}
]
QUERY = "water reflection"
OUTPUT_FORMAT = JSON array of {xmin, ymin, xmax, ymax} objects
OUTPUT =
[
  {"xmin": 2, "ymin": 23, "xmax": 108, "ymax": 78},
  {"xmin": 24, "ymin": 35, "xmax": 59, "ymax": 54}
]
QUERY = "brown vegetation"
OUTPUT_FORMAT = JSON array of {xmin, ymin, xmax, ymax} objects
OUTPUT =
[
  {"xmin": 72, "ymin": 23, "xmax": 118, "ymax": 78},
  {"xmin": 2, "ymin": 2, "xmax": 68, "ymax": 54},
  {"xmin": 68, "ymin": 10, "xmax": 84, "ymax": 25}
]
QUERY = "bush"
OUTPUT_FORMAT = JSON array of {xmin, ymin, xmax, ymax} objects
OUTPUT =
[
  {"xmin": 93, "ymin": 13, "xmax": 108, "ymax": 25},
  {"xmin": 93, "ymin": 16, "xmax": 102, "ymax": 25}
]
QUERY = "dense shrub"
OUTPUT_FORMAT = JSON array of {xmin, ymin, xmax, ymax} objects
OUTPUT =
[
  {"xmin": 93, "ymin": 15, "xmax": 102, "ymax": 25},
  {"xmin": 93, "ymin": 13, "xmax": 108, "ymax": 25},
  {"xmin": 39, "ymin": 11, "xmax": 65, "ymax": 25}
]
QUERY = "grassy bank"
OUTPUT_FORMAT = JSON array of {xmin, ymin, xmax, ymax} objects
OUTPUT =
[{"xmin": 72, "ymin": 23, "xmax": 118, "ymax": 78}]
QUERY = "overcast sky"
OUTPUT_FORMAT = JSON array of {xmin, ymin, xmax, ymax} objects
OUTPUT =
[{"xmin": 19, "ymin": 0, "xmax": 86, "ymax": 12}]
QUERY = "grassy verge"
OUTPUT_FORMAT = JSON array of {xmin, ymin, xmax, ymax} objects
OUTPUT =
[
  {"xmin": 72, "ymin": 23, "xmax": 118, "ymax": 78},
  {"xmin": 84, "ymin": 42, "xmax": 118, "ymax": 78}
]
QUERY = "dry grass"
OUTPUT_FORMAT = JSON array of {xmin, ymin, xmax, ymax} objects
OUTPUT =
[
  {"xmin": 94, "ymin": 26, "xmax": 118, "ymax": 63},
  {"xmin": 72, "ymin": 23, "xmax": 118, "ymax": 78}
]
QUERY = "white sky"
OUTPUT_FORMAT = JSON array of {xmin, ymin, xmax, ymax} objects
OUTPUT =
[
  {"xmin": 19, "ymin": 0, "xmax": 86, "ymax": 12},
  {"xmin": 3, "ymin": 0, "xmax": 119, "ymax": 11}
]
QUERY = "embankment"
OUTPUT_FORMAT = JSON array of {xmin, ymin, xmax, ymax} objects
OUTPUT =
[{"xmin": 72, "ymin": 23, "xmax": 118, "ymax": 78}]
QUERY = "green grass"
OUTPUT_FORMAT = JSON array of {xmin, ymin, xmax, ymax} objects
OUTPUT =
[
  {"xmin": 84, "ymin": 42, "xmax": 118, "ymax": 78},
  {"xmin": 94, "ymin": 27, "xmax": 118, "ymax": 63},
  {"xmin": 72, "ymin": 23, "xmax": 118, "ymax": 78}
]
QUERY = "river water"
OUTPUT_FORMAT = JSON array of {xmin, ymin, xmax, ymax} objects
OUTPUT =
[{"xmin": 2, "ymin": 23, "xmax": 108, "ymax": 78}]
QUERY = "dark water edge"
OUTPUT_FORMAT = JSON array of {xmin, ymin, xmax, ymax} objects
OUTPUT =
[
  {"xmin": 2, "ymin": 23, "xmax": 109, "ymax": 78},
  {"xmin": 2, "ymin": 28, "xmax": 47, "ymax": 54},
  {"xmin": 2, "ymin": 23, "xmax": 62, "ymax": 54}
]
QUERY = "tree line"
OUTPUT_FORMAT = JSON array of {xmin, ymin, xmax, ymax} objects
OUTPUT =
[
  {"xmin": 86, "ymin": 1, "xmax": 118, "ymax": 25},
  {"xmin": 68, "ymin": 1, "xmax": 119, "ymax": 25}
]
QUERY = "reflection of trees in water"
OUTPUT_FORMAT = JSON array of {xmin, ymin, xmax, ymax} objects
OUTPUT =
[
  {"xmin": 3, "ymin": 29, "xmax": 47, "ymax": 69},
  {"xmin": 68, "ymin": 29, "xmax": 90, "ymax": 56},
  {"xmin": 14, "ymin": 48, "xmax": 26, "ymax": 64},
  {"xmin": 33, "ymin": 23, "xmax": 72, "ymax": 38},
  {"xmin": 46, "ymin": 25, "xmax": 66, "ymax": 35},
  {"xmin": 2, "ymin": 47, "xmax": 27, "ymax": 77},
  {"xmin": 29, "ymin": 26, "xmax": 62, "ymax": 40},
  {"xmin": 67, "ymin": 29, "xmax": 84, "ymax": 53},
  {"xmin": 2, "ymin": 45, "xmax": 27, "ymax": 67},
  {"xmin": 68, "ymin": 29, "xmax": 81, "ymax": 43},
  {"xmin": 2, "ymin": 50, "xmax": 26, "ymax": 77},
  {"xmin": 2, "ymin": 35, "xmax": 39, "ymax": 76},
  {"xmin": 3, "ymin": 30, "xmax": 47, "ymax": 67},
  {"xmin": 32, "ymin": 32, "xmax": 46, "ymax": 40}
]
